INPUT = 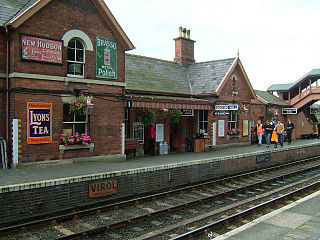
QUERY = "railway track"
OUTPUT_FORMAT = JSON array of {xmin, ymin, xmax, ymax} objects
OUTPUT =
[{"xmin": 2, "ymin": 156, "xmax": 320, "ymax": 240}]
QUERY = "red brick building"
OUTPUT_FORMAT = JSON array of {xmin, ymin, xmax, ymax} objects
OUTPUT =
[
  {"xmin": 124, "ymin": 27, "xmax": 268, "ymax": 154},
  {"xmin": 0, "ymin": 0, "xmax": 134, "ymax": 166}
]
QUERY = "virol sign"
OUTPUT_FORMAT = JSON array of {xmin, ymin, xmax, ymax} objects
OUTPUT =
[{"xmin": 89, "ymin": 180, "xmax": 118, "ymax": 198}]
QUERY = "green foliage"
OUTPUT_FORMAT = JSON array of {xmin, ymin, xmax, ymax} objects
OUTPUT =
[
  {"xmin": 167, "ymin": 109, "xmax": 181, "ymax": 124},
  {"xmin": 139, "ymin": 108, "xmax": 156, "ymax": 127}
]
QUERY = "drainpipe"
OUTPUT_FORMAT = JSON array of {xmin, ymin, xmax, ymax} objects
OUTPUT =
[{"xmin": 4, "ymin": 24, "xmax": 10, "ymax": 165}]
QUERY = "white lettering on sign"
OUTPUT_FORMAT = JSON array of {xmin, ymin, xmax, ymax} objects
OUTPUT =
[
  {"xmin": 30, "ymin": 111, "xmax": 50, "ymax": 135},
  {"xmin": 96, "ymin": 38, "xmax": 117, "ymax": 49},
  {"xmin": 97, "ymin": 68, "xmax": 116, "ymax": 78},
  {"xmin": 215, "ymin": 105, "xmax": 238, "ymax": 111}
]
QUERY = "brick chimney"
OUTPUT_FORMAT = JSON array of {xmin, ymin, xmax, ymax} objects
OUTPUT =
[{"xmin": 174, "ymin": 26, "xmax": 195, "ymax": 66}]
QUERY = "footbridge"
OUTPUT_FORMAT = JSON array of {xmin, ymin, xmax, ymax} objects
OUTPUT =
[{"xmin": 267, "ymin": 69, "xmax": 320, "ymax": 110}]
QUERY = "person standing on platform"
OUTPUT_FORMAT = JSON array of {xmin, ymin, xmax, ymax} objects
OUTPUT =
[
  {"xmin": 264, "ymin": 120, "xmax": 274, "ymax": 147},
  {"xmin": 274, "ymin": 120, "xmax": 284, "ymax": 148},
  {"xmin": 286, "ymin": 119, "xmax": 295, "ymax": 145},
  {"xmin": 256, "ymin": 120, "xmax": 264, "ymax": 146},
  {"xmin": 149, "ymin": 123, "xmax": 156, "ymax": 155}
]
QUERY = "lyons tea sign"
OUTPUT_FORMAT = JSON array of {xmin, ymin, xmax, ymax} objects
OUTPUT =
[{"xmin": 96, "ymin": 36, "xmax": 117, "ymax": 79}]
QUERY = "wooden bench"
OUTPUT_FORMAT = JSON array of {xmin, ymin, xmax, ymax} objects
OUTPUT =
[{"xmin": 125, "ymin": 139, "xmax": 142, "ymax": 157}]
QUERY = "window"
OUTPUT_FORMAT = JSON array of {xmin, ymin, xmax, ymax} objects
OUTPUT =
[
  {"xmin": 63, "ymin": 103, "xmax": 88, "ymax": 135},
  {"xmin": 67, "ymin": 38, "xmax": 84, "ymax": 76},
  {"xmin": 228, "ymin": 111, "xmax": 237, "ymax": 130},
  {"xmin": 133, "ymin": 122, "xmax": 144, "ymax": 144},
  {"xmin": 198, "ymin": 110, "xmax": 208, "ymax": 134}
]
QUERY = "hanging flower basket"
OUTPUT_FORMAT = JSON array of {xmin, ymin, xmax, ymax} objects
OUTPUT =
[
  {"xmin": 139, "ymin": 108, "xmax": 156, "ymax": 127},
  {"xmin": 68, "ymin": 94, "xmax": 87, "ymax": 116},
  {"xmin": 167, "ymin": 108, "xmax": 181, "ymax": 123}
]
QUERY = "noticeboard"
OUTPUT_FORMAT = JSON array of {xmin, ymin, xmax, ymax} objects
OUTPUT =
[
  {"xmin": 96, "ymin": 36, "xmax": 117, "ymax": 79},
  {"xmin": 27, "ymin": 102, "xmax": 52, "ymax": 144}
]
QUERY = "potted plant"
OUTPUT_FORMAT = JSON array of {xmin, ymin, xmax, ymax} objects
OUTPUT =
[
  {"xmin": 167, "ymin": 108, "xmax": 181, "ymax": 123},
  {"xmin": 68, "ymin": 95, "xmax": 94, "ymax": 116},
  {"xmin": 227, "ymin": 128, "xmax": 241, "ymax": 141},
  {"xmin": 139, "ymin": 108, "xmax": 156, "ymax": 127}
]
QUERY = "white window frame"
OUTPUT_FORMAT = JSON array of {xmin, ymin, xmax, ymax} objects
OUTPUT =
[
  {"xmin": 198, "ymin": 110, "xmax": 208, "ymax": 135},
  {"xmin": 67, "ymin": 38, "xmax": 85, "ymax": 78},
  {"xmin": 228, "ymin": 111, "xmax": 238, "ymax": 130},
  {"xmin": 133, "ymin": 122, "xmax": 144, "ymax": 144},
  {"xmin": 63, "ymin": 103, "xmax": 88, "ymax": 135}
]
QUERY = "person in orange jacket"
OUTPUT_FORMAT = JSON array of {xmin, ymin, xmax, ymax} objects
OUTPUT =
[{"xmin": 256, "ymin": 120, "xmax": 264, "ymax": 146}]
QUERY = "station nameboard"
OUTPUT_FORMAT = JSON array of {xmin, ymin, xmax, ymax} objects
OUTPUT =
[
  {"xmin": 214, "ymin": 112, "xmax": 229, "ymax": 116},
  {"xmin": 282, "ymin": 108, "xmax": 297, "ymax": 114},
  {"xmin": 215, "ymin": 104, "xmax": 238, "ymax": 111},
  {"xmin": 27, "ymin": 102, "xmax": 52, "ymax": 144},
  {"xmin": 21, "ymin": 34, "xmax": 63, "ymax": 64},
  {"xmin": 180, "ymin": 109, "xmax": 194, "ymax": 116},
  {"xmin": 310, "ymin": 108, "xmax": 320, "ymax": 114}
]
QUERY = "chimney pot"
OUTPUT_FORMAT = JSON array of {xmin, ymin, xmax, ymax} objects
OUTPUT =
[
  {"xmin": 179, "ymin": 26, "xmax": 183, "ymax": 37},
  {"xmin": 182, "ymin": 28, "xmax": 187, "ymax": 38},
  {"xmin": 186, "ymin": 29, "xmax": 190, "ymax": 39}
]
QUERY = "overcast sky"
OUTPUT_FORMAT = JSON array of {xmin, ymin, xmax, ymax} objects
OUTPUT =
[{"xmin": 106, "ymin": 0, "xmax": 320, "ymax": 91}]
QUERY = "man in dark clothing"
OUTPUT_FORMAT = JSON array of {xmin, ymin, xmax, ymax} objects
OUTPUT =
[
  {"xmin": 263, "ymin": 120, "xmax": 274, "ymax": 147},
  {"xmin": 286, "ymin": 119, "xmax": 295, "ymax": 145}
]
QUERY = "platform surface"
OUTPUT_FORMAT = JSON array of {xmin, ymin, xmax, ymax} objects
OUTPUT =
[{"xmin": 0, "ymin": 139, "xmax": 319, "ymax": 187}]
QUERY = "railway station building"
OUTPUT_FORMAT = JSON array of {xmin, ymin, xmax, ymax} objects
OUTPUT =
[{"xmin": 0, "ymin": 0, "xmax": 317, "ymax": 166}]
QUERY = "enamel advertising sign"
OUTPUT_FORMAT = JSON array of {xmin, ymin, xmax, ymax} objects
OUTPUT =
[
  {"xmin": 21, "ymin": 34, "xmax": 63, "ymax": 64},
  {"xmin": 96, "ymin": 36, "xmax": 117, "ymax": 79},
  {"xmin": 27, "ymin": 102, "xmax": 52, "ymax": 144}
]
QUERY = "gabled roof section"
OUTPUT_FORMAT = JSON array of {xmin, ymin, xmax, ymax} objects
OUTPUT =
[
  {"xmin": 215, "ymin": 58, "xmax": 256, "ymax": 99},
  {"xmin": 267, "ymin": 68, "xmax": 320, "ymax": 91},
  {"xmin": 188, "ymin": 58, "xmax": 235, "ymax": 95},
  {"xmin": 125, "ymin": 54, "xmax": 190, "ymax": 95},
  {"xmin": 255, "ymin": 90, "xmax": 289, "ymax": 106},
  {"xmin": 1, "ymin": 0, "xmax": 134, "ymax": 50}
]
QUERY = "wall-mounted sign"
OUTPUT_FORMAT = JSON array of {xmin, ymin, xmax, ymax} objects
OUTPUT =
[
  {"xmin": 215, "ymin": 104, "xmax": 238, "ymax": 111},
  {"xmin": 27, "ymin": 102, "xmax": 52, "ymax": 144},
  {"xmin": 218, "ymin": 119, "xmax": 225, "ymax": 137},
  {"xmin": 21, "ymin": 34, "xmax": 63, "ymax": 64},
  {"xmin": 310, "ymin": 108, "xmax": 320, "ymax": 114},
  {"xmin": 156, "ymin": 124, "xmax": 164, "ymax": 142},
  {"xmin": 96, "ymin": 36, "xmax": 117, "ymax": 79},
  {"xmin": 214, "ymin": 112, "xmax": 229, "ymax": 116},
  {"xmin": 282, "ymin": 108, "xmax": 297, "ymax": 114},
  {"xmin": 89, "ymin": 180, "xmax": 117, "ymax": 198},
  {"xmin": 180, "ymin": 109, "xmax": 194, "ymax": 116}
]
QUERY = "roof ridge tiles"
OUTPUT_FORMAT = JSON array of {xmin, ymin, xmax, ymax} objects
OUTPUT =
[{"xmin": 126, "ymin": 53, "xmax": 175, "ymax": 64}]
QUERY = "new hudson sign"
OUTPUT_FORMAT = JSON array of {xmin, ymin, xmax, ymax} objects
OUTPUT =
[{"xmin": 89, "ymin": 180, "xmax": 117, "ymax": 198}]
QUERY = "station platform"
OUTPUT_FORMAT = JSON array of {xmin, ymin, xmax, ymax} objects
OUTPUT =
[
  {"xmin": 215, "ymin": 190, "xmax": 320, "ymax": 240},
  {"xmin": 0, "ymin": 138, "xmax": 319, "ymax": 187}
]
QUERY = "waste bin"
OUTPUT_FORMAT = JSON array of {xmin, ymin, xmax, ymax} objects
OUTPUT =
[
  {"xmin": 163, "ymin": 142, "xmax": 168, "ymax": 154},
  {"xmin": 186, "ymin": 137, "xmax": 193, "ymax": 152},
  {"xmin": 159, "ymin": 142, "xmax": 164, "ymax": 155}
]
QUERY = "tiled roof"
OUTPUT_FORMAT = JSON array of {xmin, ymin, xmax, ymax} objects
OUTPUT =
[
  {"xmin": 0, "ymin": 0, "xmax": 39, "ymax": 26},
  {"xmin": 125, "ymin": 54, "xmax": 235, "ymax": 95},
  {"xmin": 267, "ymin": 69, "xmax": 320, "ymax": 91},
  {"xmin": 255, "ymin": 90, "xmax": 289, "ymax": 106}
]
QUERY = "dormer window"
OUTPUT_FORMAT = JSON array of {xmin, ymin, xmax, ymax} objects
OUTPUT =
[{"xmin": 67, "ymin": 38, "xmax": 84, "ymax": 77}]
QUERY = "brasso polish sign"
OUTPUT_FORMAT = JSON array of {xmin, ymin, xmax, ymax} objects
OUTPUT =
[{"xmin": 21, "ymin": 34, "xmax": 63, "ymax": 64}]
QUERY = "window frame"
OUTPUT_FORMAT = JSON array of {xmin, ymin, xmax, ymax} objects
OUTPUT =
[
  {"xmin": 67, "ymin": 38, "xmax": 85, "ymax": 78},
  {"xmin": 133, "ymin": 122, "xmax": 144, "ymax": 144},
  {"xmin": 63, "ymin": 103, "xmax": 88, "ymax": 136},
  {"xmin": 198, "ymin": 110, "xmax": 208, "ymax": 135},
  {"xmin": 228, "ymin": 111, "xmax": 238, "ymax": 130}
]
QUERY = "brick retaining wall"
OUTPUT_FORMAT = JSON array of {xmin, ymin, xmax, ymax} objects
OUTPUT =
[{"xmin": 0, "ymin": 142, "xmax": 319, "ymax": 225}]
